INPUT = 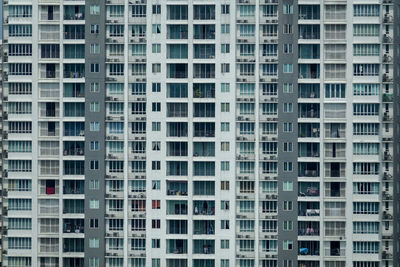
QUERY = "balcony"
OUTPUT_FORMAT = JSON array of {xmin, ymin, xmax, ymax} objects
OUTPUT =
[
  {"xmin": 64, "ymin": 64, "xmax": 85, "ymax": 78},
  {"xmin": 64, "ymin": 103, "xmax": 85, "ymax": 117},
  {"xmin": 63, "ymin": 160, "xmax": 84, "ymax": 175},
  {"xmin": 193, "ymin": 5, "xmax": 215, "ymax": 20},
  {"xmin": 64, "ymin": 44, "xmax": 85, "ymax": 59},
  {"xmin": 64, "ymin": 25, "xmax": 85, "ymax": 39},
  {"xmin": 193, "ymin": 200, "xmax": 215, "ymax": 216},
  {"xmin": 194, "ymin": 25, "xmax": 215, "ymax": 39},
  {"xmin": 64, "ymin": 258, "xmax": 84, "ymax": 267},
  {"xmin": 299, "ymin": 241, "xmax": 320, "ymax": 256},
  {"xmin": 193, "ymin": 162, "xmax": 215, "ymax": 176},
  {"xmin": 299, "ymin": 5, "xmax": 320, "ymax": 20},
  {"xmin": 167, "ymin": 25, "xmax": 188, "ymax": 39},
  {"xmin": 299, "ymin": 103, "xmax": 320, "ymax": 119},
  {"xmin": 167, "ymin": 64, "xmax": 188, "ymax": 79},
  {"xmin": 193, "ymin": 84, "xmax": 215, "ymax": 98},
  {"xmin": 63, "ymin": 219, "xmax": 84, "ymax": 233},
  {"xmin": 298, "ymin": 221, "xmax": 320, "ymax": 236},
  {"xmin": 299, "ymin": 84, "xmax": 320, "ymax": 98},
  {"xmin": 193, "ymin": 142, "xmax": 215, "ymax": 157},
  {"xmin": 298, "ymin": 182, "xmax": 319, "ymax": 197},
  {"xmin": 194, "ymin": 44, "xmax": 215, "ymax": 59},
  {"xmin": 63, "ymin": 141, "xmax": 84, "ymax": 156},
  {"xmin": 64, "ymin": 6, "xmax": 85, "ymax": 20},
  {"xmin": 63, "ymin": 238, "xmax": 84, "ymax": 253},
  {"xmin": 193, "ymin": 64, "xmax": 215, "ymax": 79},
  {"xmin": 167, "ymin": 181, "xmax": 188, "ymax": 196},
  {"xmin": 325, "ymin": 123, "xmax": 345, "ymax": 139},
  {"xmin": 298, "ymin": 143, "xmax": 320, "ymax": 158},
  {"xmin": 193, "ymin": 103, "xmax": 215, "ymax": 118},
  {"xmin": 63, "ymin": 180, "xmax": 84, "ymax": 194},
  {"xmin": 298, "ymin": 123, "xmax": 320, "ymax": 138},
  {"xmin": 63, "ymin": 199, "xmax": 84, "ymax": 214},
  {"xmin": 166, "ymin": 161, "xmax": 188, "ymax": 176},
  {"xmin": 299, "ymin": 25, "xmax": 320, "ymax": 39},
  {"xmin": 325, "ymin": 241, "xmax": 345, "ymax": 257},
  {"xmin": 193, "ymin": 240, "xmax": 215, "ymax": 254},
  {"xmin": 167, "ymin": 103, "xmax": 188, "ymax": 118},
  {"xmin": 193, "ymin": 122, "xmax": 215, "ymax": 137},
  {"xmin": 324, "ymin": 143, "xmax": 346, "ymax": 159},
  {"xmin": 166, "ymin": 142, "xmax": 188, "ymax": 157},
  {"xmin": 325, "ymin": 182, "xmax": 345, "ymax": 198},
  {"xmin": 167, "ymin": 220, "xmax": 188, "ymax": 235},
  {"xmin": 167, "ymin": 200, "xmax": 187, "ymax": 215},
  {"xmin": 299, "ymin": 202, "xmax": 320, "ymax": 217},
  {"xmin": 193, "ymin": 220, "xmax": 215, "ymax": 235},
  {"xmin": 166, "ymin": 239, "xmax": 187, "ymax": 254},
  {"xmin": 64, "ymin": 83, "xmax": 85, "ymax": 98},
  {"xmin": 64, "ymin": 122, "xmax": 84, "ymax": 137},
  {"xmin": 299, "ymin": 64, "xmax": 320, "ymax": 79},
  {"xmin": 167, "ymin": 122, "xmax": 188, "ymax": 137},
  {"xmin": 299, "ymin": 162, "xmax": 319, "ymax": 177}
]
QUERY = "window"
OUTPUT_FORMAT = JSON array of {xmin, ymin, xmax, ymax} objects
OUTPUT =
[
  {"xmin": 283, "ymin": 83, "xmax": 293, "ymax": 93},
  {"xmin": 90, "ymin": 82, "xmax": 99, "ymax": 92},
  {"xmin": 283, "ymin": 221, "xmax": 293, "ymax": 231},
  {"xmin": 283, "ymin": 240, "xmax": 293, "ymax": 250},
  {"xmin": 152, "ymin": 102, "xmax": 161, "ymax": 112},
  {"xmin": 152, "ymin": 83, "xmax": 161, "ymax": 92},
  {"xmin": 221, "ymin": 24, "xmax": 230, "ymax": 34},
  {"xmin": 221, "ymin": 83, "xmax": 230, "ymax": 92},
  {"xmin": 152, "ymin": 5, "xmax": 161, "ymax": 14},
  {"xmin": 283, "ymin": 103, "xmax": 293, "ymax": 113},
  {"xmin": 283, "ymin": 260, "xmax": 293, "ymax": 267},
  {"xmin": 283, "ymin": 162, "xmax": 292, "ymax": 172},
  {"xmin": 283, "ymin": 181, "xmax": 293, "ymax": 191},
  {"xmin": 152, "ymin": 180, "xmax": 160, "ymax": 190},
  {"xmin": 221, "ymin": 161, "xmax": 230, "ymax": 171},
  {"xmin": 283, "ymin": 64, "xmax": 293, "ymax": 73},
  {"xmin": 152, "ymin": 161, "xmax": 161, "ymax": 170},
  {"xmin": 90, "ymin": 200, "xmax": 99, "ymax": 209},
  {"xmin": 152, "ymin": 24, "xmax": 161, "ymax": 34},
  {"xmin": 221, "ymin": 181, "xmax": 230, "ymax": 190},
  {"xmin": 89, "ymin": 238, "xmax": 99, "ymax": 248},
  {"xmin": 152, "ymin": 43, "xmax": 161, "ymax": 53},
  {"xmin": 90, "ymin": 102, "xmax": 99, "ymax": 112},
  {"xmin": 152, "ymin": 219, "xmax": 160, "ymax": 229},
  {"xmin": 283, "ymin": 5, "xmax": 293, "ymax": 14},
  {"xmin": 221, "ymin": 260, "xmax": 229, "ymax": 267},
  {"xmin": 90, "ymin": 141, "xmax": 99, "ymax": 151},
  {"xmin": 90, "ymin": 160, "xmax": 99, "ymax": 170},
  {"xmin": 221, "ymin": 142, "xmax": 230, "ymax": 151},
  {"xmin": 90, "ymin": 5, "xmax": 100, "ymax": 15},
  {"xmin": 152, "ymin": 239, "xmax": 160, "ymax": 248},
  {"xmin": 89, "ymin": 258, "xmax": 99, "ymax": 267},
  {"xmin": 283, "ymin": 142, "xmax": 293, "ymax": 152},
  {"xmin": 90, "ymin": 44, "xmax": 100, "ymax": 54},
  {"xmin": 283, "ymin": 201, "xmax": 293, "ymax": 211},
  {"xmin": 221, "ymin": 220, "xmax": 230, "ymax": 229},
  {"xmin": 221, "ymin": 122, "xmax": 230, "ymax": 132},
  {"xmin": 152, "ymin": 63, "xmax": 161, "ymax": 73},
  {"xmin": 221, "ymin": 5, "xmax": 230, "ymax": 14},
  {"xmin": 152, "ymin": 259, "xmax": 160, "ymax": 267},
  {"xmin": 283, "ymin": 122, "xmax": 293, "ymax": 132},
  {"xmin": 90, "ymin": 24, "xmax": 99, "ymax": 34},
  {"xmin": 221, "ymin": 103, "xmax": 230, "ymax": 112},
  {"xmin": 221, "ymin": 63, "xmax": 230, "ymax": 73},
  {"xmin": 221, "ymin": 201, "xmax": 230, "ymax": 211},
  {"xmin": 152, "ymin": 200, "xmax": 161, "ymax": 210},
  {"xmin": 152, "ymin": 141, "xmax": 161, "ymax": 151},
  {"xmin": 221, "ymin": 240, "xmax": 230, "ymax": 249},
  {"xmin": 89, "ymin": 180, "xmax": 99, "ymax": 190},
  {"xmin": 152, "ymin": 122, "xmax": 161, "ymax": 131},
  {"xmin": 221, "ymin": 44, "xmax": 230, "ymax": 53},
  {"xmin": 284, "ymin": 44, "xmax": 293, "ymax": 53},
  {"xmin": 90, "ymin": 122, "xmax": 100, "ymax": 131},
  {"xmin": 283, "ymin": 24, "xmax": 292, "ymax": 34}
]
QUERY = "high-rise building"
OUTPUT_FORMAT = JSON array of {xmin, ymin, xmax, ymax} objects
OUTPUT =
[{"xmin": 1, "ymin": 0, "xmax": 399, "ymax": 267}]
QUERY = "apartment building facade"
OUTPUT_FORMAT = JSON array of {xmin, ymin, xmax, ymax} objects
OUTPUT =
[{"xmin": 1, "ymin": 0, "xmax": 399, "ymax": 267}]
